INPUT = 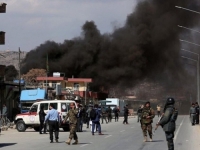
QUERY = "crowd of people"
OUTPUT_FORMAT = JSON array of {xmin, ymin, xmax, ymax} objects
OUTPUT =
[
  {"xmin": 31, "ymin": 99, "xmax": 200, "ymax": 150},
  {"xmin": 40, "ymin": 103, "xmax": 122, "ymax": 144}
]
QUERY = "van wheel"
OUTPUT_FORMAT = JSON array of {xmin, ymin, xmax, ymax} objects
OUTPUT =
[
  {"xmin": 16, "ymin": 120, "xmax": 26, "ymax": 132},
  {"xmin": 34, "ymin": 127, "xmax": 40, "ymax": 131}
]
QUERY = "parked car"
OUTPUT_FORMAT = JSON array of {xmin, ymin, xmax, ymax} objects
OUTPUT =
[{"xmin": 14, "ymin": 99, "xmax": 77, "ymax": 132}]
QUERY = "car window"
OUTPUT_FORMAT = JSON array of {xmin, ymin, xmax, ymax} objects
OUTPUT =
[
  {"xmin": 61, "ymin": 103, "xmax": 68, "ymax": 112},
  {"xmin": 49, "ymin": 103, "xmax": 58, "ymax": 110},
  {"xmin": 30, "ymin": 104, "xmax": 38, "ymax": 112},
  {"xmin": 40, "ymin": 103, "xmax": 48, "ymax": 110}
]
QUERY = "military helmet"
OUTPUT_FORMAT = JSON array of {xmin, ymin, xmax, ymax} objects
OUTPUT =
[{"xmin": 166, "ymin": 97, "xmax": 175, "ymax": 105}]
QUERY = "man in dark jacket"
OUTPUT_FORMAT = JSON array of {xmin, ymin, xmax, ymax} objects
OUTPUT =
[
  {"xmin": 91, "ymin": 104, "xmax": 103, "ymax": 135},
  {"xmin": 123, "ymin": 105, "xmax": 129, "ymax": 124},
  {"xmin": 39, "ymin": 105, "xmax": 46, "ymax": 134},
  {"xmin": 156, "ymin": 97, "xmax": 178, "ymax": 150},
  {"xmin": 113, "ymin": 106, "xmax": 120, "ymax": 122},
  {"xmin": 107, "ymin": 106, "xmax": 112, "ymax": 122},
  {"xmin": 195, "ymin": 102, "xmax": 199, "ymax": 124},
  {"xmin": 76, "ymin": 104, "xmax": 83, "ymax": 132}
]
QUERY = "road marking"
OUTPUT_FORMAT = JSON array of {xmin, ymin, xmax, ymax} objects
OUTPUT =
[
  {"xmin": 80, "ymin": 144, "xmax": 88, "ymax": 147},
  {"xmin": 80, "ymin": 142, "xmax": 92, "ymax": 147},
  {"xmin": 174, "ymin": 116, "xmax": 185, "ymax": 142},
  {"xmin": 120, "ymin": 130, "xmax": 125, "ymax": 132},
  {"xmin": 105, "ymin": 135, "xmax": 112, "ymax": 138}
]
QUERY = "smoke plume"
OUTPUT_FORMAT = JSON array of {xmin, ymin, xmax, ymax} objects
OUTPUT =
[{"xmin": 21, "ymin": 0, "xmax": 200, "ymax": 92}]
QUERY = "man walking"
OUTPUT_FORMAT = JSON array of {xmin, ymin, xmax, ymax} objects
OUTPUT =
[
  {"xmin": 86, "ymin": 106, "xmax": 92, "ymax": 128},
  {"xmin": 76, "ymin": 104, "xmax": 83, "ymax": 132},
  {"xmin": 2, "ymin": 104, "xmax": 7, "ymax": 117},
  {"xmin": 195, "ymin": 102, "xmax": 199, "ymax": 124},
  {"xmin": 91, "ymin": 104, "xmax": 103, "ymax": 135},
  {"xmin": 140, "ymin": 102, "xmax": 155, "ymax": 142},
  {"xmin": 157, "ymin": 105, "xmax": 161, "ymax": 117},
  {"xmin": 44, "ymin": 103, "xmax": 60, "ymax": 143},
  {"xmin": 156, "ymin": 97, "xmax": 178, "ymax": 150},
  {"xmin": 137, "ymin": 105, "xmax": 143, "ymax": 123},
  {"xmin": 101, "ymin": 107, "xmax": 108, "ymax": 124},
  {"xmin": 113, "ymin": 106, "xmax": 120, "ymax": 122},
  {"xmin": 190, "ymin": 103, "xmax": 197, "ymax": 126},
  {"xmin": 39, "ymin": 105, "xmax": 46, "ymax": 134},
  {"xmin": 63, "ymin": 103, "xmax": 79, "ymax": 145},
  {"xmin": 107, "ymin": 106, "xmax": 112, "ymax": 122},
  {"xmin": 123, "ymin": 105, "xmax": 129, "ymax": 124}
]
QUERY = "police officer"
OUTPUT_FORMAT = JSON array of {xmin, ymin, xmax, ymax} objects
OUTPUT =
[
  {"xmin": 195, "ymin": 102, "xmax": 199, "ymax": 124},
  {"xmin": 156, "ymin": 97, "xmax": 178, "ymax": 150},
  {"xmin": 44, "ymin": 103, "xmax": 60, "ymax": 143},
  {"xmin": 140, "ymin": 102, "xmax": 155, "ymax": 142},
  {"xmin": 190, "ymin": 103, "xmax": 196, "ymax": 126},
  {"xmin": 63, "ymin": 102, "xmax": 79, "ymax": 145}
]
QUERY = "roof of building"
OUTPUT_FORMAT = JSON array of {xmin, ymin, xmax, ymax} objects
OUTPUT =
[{"xmin": 20, "ymin": 88, "xmax": 45, "ymax": 101}]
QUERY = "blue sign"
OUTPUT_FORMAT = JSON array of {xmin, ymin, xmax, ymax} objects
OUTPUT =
[{"xmin": 13, "ymin": 79, "xmax": 25, "ymax": 84}]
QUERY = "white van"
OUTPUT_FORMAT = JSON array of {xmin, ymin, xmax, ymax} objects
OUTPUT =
[{"xmin": 14, "ymin": 100, "xmax": 77, "ymax": 132}]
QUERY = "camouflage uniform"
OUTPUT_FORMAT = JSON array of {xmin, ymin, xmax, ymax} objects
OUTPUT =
[
  {"xmin": 141, "ymin": 106, "xmax": 155, "ymax": 139},
  {"xmin": 64, "ymin": 108, "xmax": 79, "ymax": 140}
]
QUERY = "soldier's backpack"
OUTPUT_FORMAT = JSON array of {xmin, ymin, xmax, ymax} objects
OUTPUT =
[{"xmin": 90, "ymin": 109, "xmax": 97, "ymax": 120}]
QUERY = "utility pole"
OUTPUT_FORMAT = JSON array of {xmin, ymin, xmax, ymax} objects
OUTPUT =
[
  {"xmin": 0, "ymin": 2, "xmax": 6, "ymax": 113},
  {"xmin": 19, "ymin": 47, "xmax": 21, "ymax": 96},
  {"xmin": 0, "ymin": 3, "xmax": 6, "ymax": 44}
]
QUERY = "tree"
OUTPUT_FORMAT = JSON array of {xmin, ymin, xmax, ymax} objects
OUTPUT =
[
  {"xmin": 5, "ymin": 65, "xmax": 18, "ymax": 81},
  {"xmin": 22, "ymin": 69, "xmax": 46, "ymax": 85}
]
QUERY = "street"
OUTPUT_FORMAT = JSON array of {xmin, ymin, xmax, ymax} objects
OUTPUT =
[{"xmin": 0, "ymin": 115, "xmax": 200, "ymax": 150}]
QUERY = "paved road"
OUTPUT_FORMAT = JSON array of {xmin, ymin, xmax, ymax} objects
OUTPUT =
[{"xmin": 0, "ymin": 115, "xmax": 200, "ymax": 150}]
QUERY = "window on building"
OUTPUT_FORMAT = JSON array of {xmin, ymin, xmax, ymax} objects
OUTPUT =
[{"xmin": 74, "ymin": 83, "xmax": 79, "ymax": 91}]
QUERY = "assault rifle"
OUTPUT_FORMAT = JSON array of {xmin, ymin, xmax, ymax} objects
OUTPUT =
[{"xmin": 153, "ymin": 114, "xmax": 164, "ymax": 135}]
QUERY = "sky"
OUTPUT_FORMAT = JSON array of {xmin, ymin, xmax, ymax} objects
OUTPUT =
[{"xmin": 0, "ymin": 0, "xmax": 137, "ymax": 52}]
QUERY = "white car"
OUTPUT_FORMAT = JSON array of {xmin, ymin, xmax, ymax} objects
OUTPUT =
[{"xmin": 14, "ymin": 100, "xmax": 77, "ymax": 132}]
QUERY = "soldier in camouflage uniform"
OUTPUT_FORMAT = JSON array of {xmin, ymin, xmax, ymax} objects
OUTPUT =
[
  {"xmin": 140, "ymin": 101, "xmax": 155, "ymax": 142},
  {"xmin": 63, "ymin": 103, "xmax": 79, "ymax": 145}
]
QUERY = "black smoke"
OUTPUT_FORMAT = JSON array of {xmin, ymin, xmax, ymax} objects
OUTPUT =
[{"xmin": 21, "ymin": 0, "xmax": 200, "ymax": 92}]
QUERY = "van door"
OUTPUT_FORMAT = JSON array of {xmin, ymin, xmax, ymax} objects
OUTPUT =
[
  {"xmin": 61, "ymin": 102, "xmax": 70, "ymax": 121},
  {"xmin": 27, "ymin": 104, "xmax": 39, "ymax": 125}
]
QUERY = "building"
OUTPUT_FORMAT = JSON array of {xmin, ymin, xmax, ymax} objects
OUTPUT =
[{"xmin": 36, "ymin": 73, "xmax": 108, "ymax": 104}]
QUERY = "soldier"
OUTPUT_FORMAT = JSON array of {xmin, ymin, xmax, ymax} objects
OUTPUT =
[
  {"xmin": 140, "ymin": 102, "xmax": 155, "ymax": 142},
  {"xmin": 195, "ymin": 102, "xmax": 199, "ymax": 124},
  {"xmin": 63, "ymin": 102, "xmax": 79, "ymax": 145},
  {"xmin": 190, "ymin": 103, "xmax": 197, "ymax": 126},
  {"xmin": 156, "ymin": 97, "xmax": 178, "ymax": 150}
]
